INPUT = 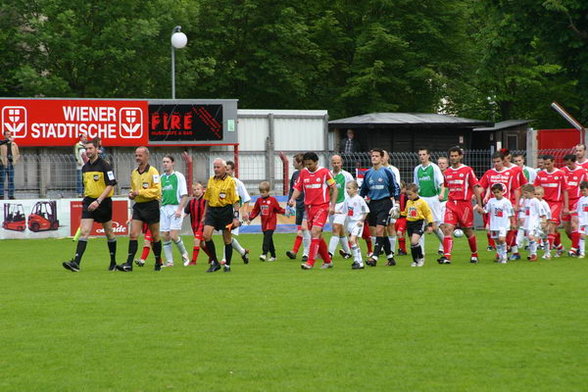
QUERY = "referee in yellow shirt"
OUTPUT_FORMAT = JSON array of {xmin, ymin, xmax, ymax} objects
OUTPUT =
[
  {"xmin": 403, "ymin": 183, "xmax": 436, "ymax": 267},
  {"xmin": 202, "ymin": 158, "xmax": 240, "ymax": 272},
  {"xmin": 117, "ymin": 147, "xmax": 163, "ymax": 272},
  {"xmin": 62, "ymin": 138, "xmax": 118, "ymax": 272}
]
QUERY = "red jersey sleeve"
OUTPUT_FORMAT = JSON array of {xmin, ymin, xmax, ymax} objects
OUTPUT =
[
  {"xmin": 272, "ymin": 197, "xmax": 285, "ymax": 215},
  {"xmin": 468, "ymin": 167, "xmax": 479, "ymax": 188},
  {"xmin": 249, "ymin": 198, "xmax": 262, "ymax": 221}
]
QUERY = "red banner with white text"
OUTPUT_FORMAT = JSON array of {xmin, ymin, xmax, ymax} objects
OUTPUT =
[{"xmin": 0, "ymin": 99, "xmax": 149, "ymax": 146}]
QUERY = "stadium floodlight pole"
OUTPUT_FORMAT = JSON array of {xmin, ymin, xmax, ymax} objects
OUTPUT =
[
  {"xmin": 551, "ymin": 101, "xmax": 586, "ymax": 145},
  {"xmin": 171, "ymin": 26, "xmax": 188, "ymax": 99}
]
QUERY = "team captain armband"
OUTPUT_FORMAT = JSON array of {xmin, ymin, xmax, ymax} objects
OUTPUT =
[{"xmin": 326, "ymin": 178, "xmax": 336, "ymax": 186}]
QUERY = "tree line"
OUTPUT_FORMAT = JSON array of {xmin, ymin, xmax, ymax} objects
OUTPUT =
[{"xmin": 1, "ymin": 0, "xmax": 586, "ymax": 128}]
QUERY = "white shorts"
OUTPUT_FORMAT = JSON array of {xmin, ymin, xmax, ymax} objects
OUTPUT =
[
  {"xmin": 489, "ymin": 227, "xmax": 507, "ymax": 239},
  {"xmin": 160, "ymin": 204, "xmax": 183, "ymax": 232},
  {"xmin": 346, "ymin": 221, "xmax": 364, "ymax": 237},
  {"xmin": 330, "ymin": 202, "xmax": 347, "ymax": 226},
  {"xmin": 439, "ymin": 201, "xmax": 447, "ymax": 223},
  {"xmin": 422, "ymin": 196, "xmax": 443, "ymax": 223}
]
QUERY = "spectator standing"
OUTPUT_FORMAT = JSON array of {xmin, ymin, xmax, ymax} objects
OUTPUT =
[
  {"xmin": 339, "ymin": 129, "xmax": 363, "ymax": 173},
  {"xmin": 0, "ymin": 130, "xmax": 20, "ymax": 200},
  {"xmin": 74, "ymin": 132, "xmax": 88, "ymax": 197}
]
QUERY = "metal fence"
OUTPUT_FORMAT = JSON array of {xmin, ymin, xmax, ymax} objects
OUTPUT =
[{"xmin": 4, "ymin": 148, "xmax": 575, "ymax": 199}]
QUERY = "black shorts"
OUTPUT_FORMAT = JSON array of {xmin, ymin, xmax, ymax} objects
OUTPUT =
[
  {"xmin": 295, "ymin": 202, "xmax": 305, "ymax": 226},
  {"xmin": 407, "ymin": 220, "xmax": 426, "ymax": 237},
  {"xmin": 204, "ymin": 205, "xmax": 233, "ymax": 231},
  {"xmin": 367, "ymin": 198, "xmax": 393, "ymax": 227},
  {"xmin": 82, "ymin": 197, "xmax": 112, "ymax": 224},
  {"xmin": 132, "ymin": 200, "xmax": 160, "ymax": 224}
]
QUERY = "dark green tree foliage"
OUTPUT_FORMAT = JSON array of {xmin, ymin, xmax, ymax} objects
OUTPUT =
[{"xmin": 2, "ymin": 0, "xmax": 588, "ymax": 128}]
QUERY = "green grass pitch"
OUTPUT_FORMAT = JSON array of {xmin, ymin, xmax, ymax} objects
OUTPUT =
[{"xmin": 1, "ymin": 232, "xmax": 587, "ymax": 391}]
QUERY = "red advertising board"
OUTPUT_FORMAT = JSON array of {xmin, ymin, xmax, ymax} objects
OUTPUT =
[
  {"xmin": 0, "ymin": 99, "xmax": 149, "ymax": 146},
  {"xmin": 70, "ymin": 199, "xmax": 129, "ymax": 236}
]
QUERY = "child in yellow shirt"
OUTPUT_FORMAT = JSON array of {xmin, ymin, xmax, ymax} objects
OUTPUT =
[{"xmin": 404, "ymin": 183, "xmax": 436, "ymax": 267}]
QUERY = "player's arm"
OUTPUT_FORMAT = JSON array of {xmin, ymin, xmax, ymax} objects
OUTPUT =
[
  {"xmin": 249, "ymin": 198, "xmax": 261, "ymax": 221},
  {"xmin": 328, "ymin": 178, "xmax": 338, "ymax": 214},
  {"xmin": 288, "ymin": 175, "xmax": 303, "ymax": 206}
]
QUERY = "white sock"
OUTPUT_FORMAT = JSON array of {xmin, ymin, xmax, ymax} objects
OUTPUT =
[
  {"xmin": 511, "ymin": 245, "xmax": 518, "ymax": 253},
  {"xmin": 163, "ymin": 241, "xmax": 174, "ymax": 263},
  {"xmin": 580, "ymin": 237, "xmax": 585, "ymax": 254},
  {"xmin": 302, "ymin": 229, "xmax": 311, "ymax": 256},
  {"xmin": 529, "ymin": 240, "xmax": 537, "ymax": 255},
  {"xmin": 231, "ymin": 238, "xmax": 245, "ymax": 255},
  {"xmin": 434, "ymin": 227, "xmax": 444, "ymax": 244},
  {"xmin": 174, "ymin": 238, "xmax": 187, "ymax": 255},
  {"xmin": 340, "ymin": 236, "xmax": 351, "ymax": 254},
  {"xmin": 388, "ymin": 236, "xmax": 397, "ymax": 254},
  {"xmin": 351, "ymin": 244, "xmax": 362, "ymax": 264},
  {"xmin": 497, "ymin": 243, "xmax": 506, "ymax": 259},
  {"xmin": 328, "ymin": 236, "xmax": 339, "ymax": 255},
  {"xmin": 516, "ymin": 229, "xmax": 525, "ymax": 248}
]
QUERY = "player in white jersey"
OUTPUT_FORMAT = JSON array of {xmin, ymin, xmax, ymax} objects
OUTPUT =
[
  {"xmin": 520, "ymin": 184, "xmax": 546, "ymax": 261},
  {"xmin": 336, "ymin": 181, "xmax": 369, "ymax": 269},
  {"xmin": 576, "ymin": 181, "xmax": 588, "ymax": 258},
  {"xmin": 484, "ymin": 184, "xmax": 515, "ymax": 263}
]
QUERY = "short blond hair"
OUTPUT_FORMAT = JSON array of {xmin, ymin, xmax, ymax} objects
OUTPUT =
[{"xmin": 259, "ymin": 181, "xmax": 271, "ymax": 192}]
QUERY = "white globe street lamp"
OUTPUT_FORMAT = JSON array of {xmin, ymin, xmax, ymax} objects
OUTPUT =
[{"xmin": 171, "ymin": 26, "xmax": 188, "ymax": 99}]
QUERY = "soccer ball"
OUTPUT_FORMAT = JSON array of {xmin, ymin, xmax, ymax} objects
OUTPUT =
[{"xmin": 453, "ymin": 228, "xmax": 464, "ymax": 238}]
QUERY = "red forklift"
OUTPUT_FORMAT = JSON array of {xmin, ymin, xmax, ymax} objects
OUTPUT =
[
  {"xmin": 28, "ymin": 200, "xmax": 59, "ymax": 232},
  {"xmin": 3, "ymin": 203, "xmax": 26, "ymax": 231}
]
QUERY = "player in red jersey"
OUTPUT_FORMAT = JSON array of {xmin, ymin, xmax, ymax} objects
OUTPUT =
[
  {"xmin": 289, "ymin": 152, "xmax": 338, "ymax": 270},
  {"xmin": 561, "ymin": 154, "xmax": 588, "ymax": 256},
  {"xmin": 533, "ymin": 154, "xmax": 569, "ymax": 254},
  {"xmin": 439, "ymin": 146, "xmax": 483, "ymax": 264},
  {"xmin": 575, "ymin": 144, "xmax": 588, "ymax": 170},
  {"xmin": 478, "ymin": 151, "xmax": 520, "ymax": 252}
]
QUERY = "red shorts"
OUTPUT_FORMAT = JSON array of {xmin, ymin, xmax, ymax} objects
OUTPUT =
[
  {"xmin": 548, "ymin": 200, "xmax": 563, "ymax": 224},
  {"xmin": 444, "ymin": 200, "xmax": 474, "ymax": 228},
  {"xmin": 562, "ymin": 199, "xmax": 578, "ymax": 222},
  {"xmin": 306, "ymin": 204, "xmax": 329, "ymax": 229},
  {"xmin": 395, "ymin": 217, "xmax": 407, "ymax": 234}
]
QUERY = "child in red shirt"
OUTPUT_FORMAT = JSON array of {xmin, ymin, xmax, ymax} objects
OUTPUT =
[
  {"xmin": 248, "ymin": 181, "xmax": 285, "ymax": 261},
  {"xmin": 184, "ymin": 182, "xmax": 212, "ymax": 265}
]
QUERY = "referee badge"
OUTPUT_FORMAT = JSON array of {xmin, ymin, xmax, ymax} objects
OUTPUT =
[
  {"xmin": 93, "ymin": 174, "xmax": 100, "ymax": 181},
  {"xmin": 142, "ymin": 182, "xmax": 149, "ymax": 189},
  {"xmin": 219, "ymin": 192, "xmax": 226, "ymax": 199}
]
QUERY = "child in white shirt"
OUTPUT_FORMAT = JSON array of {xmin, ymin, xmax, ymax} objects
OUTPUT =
[
  {"xmin": 337, "ymin": 181, "xmax": 370, "ymax": 269},
  {"xmin": 484, "ymin": 184, "xmax": 515, "ymax": 263},
  {"xmin": 534, "ymin": 186, "xmax": 551, "ymax": 258}
]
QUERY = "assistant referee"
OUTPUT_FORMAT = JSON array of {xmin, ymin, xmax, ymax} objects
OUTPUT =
[
  {"xmin": 62, "ymin": 138, "xmax": 118, "ymax": 272},
  {"xmin": 117, "ymin": 147, "xmax": 163, "ymax": 272},
  {"xmin": 202, "ymin": 158, "xmax": 240, "ymax": 273}
]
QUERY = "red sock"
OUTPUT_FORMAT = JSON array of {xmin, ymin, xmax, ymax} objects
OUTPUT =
[
  {"xmin": 467, "ymin": 235, "xmax": 478, "ymax": 254},
  {"xmin": 192, "ymin": 246, "xmax": 200, "ymax": 263},
  {"xmin": 292, "ymin": 235, "xmax": 303, "ymax": 253},
  {"xmin": 308, "ymin": 238, "xmax": 320, "ymax": 266},
  {"xmin": 487, "ymin": 232, "xmax": 496, "ymax": 248},
  {"xmin": 572, "ymin": 231, "xmax": 580, "ymax": 250},
  {"xmin": 318, "ymin": 239, "xmax": 331, "ymax": 263},
  {"xmin": 398, "ymin": 236, "xmax": 406, "ymax": 252},
  {"xmin": 141, "ymin": 246, "xmax": 150, "ymax": 260},
  {"xmin": 547, "ymin": 234, "xmax": 555, "ymax": 249},
  {"xmin": 554, "ymin": 232, "xmax": 561, "ymax": 247},
  {"xmin": 443, "ymin": 236, "xmax": 453, "ymax": 259},
  {"xmin": 506, "ymin": 230, "xmax": 516, "ymax": 247},
  {"xmin": 365, "ymin": 238, "xmax": 373, "ymax": 254}
]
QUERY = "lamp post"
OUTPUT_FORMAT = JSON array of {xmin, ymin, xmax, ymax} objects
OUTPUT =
[{"xmin": 171, "ymin": 25, "xmax": 188, "ymax": 99}]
